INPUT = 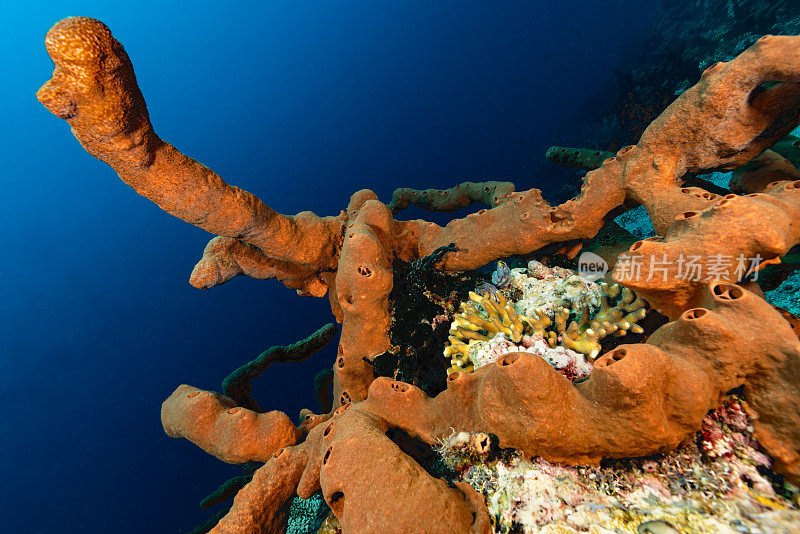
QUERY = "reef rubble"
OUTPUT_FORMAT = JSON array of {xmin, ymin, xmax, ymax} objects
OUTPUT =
[{"xmin": 38, "ymin": 16, "xmax": 800, "ymax": 534}]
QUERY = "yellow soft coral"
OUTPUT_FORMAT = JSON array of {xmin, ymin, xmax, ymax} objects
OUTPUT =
[
  {"xmin": 445, "ymin": 281, "xmax": 648, "ymax": 372},
  {"xmin": 446, "ymin": 290, "xmax": 536, "ymax": 373},
  {"xmin": 559, "ymin": 283, "xmax": 647, "ymax": 359}
]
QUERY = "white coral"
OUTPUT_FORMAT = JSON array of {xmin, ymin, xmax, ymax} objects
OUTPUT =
[
  {"xmin": 468, "ymin": 332, "xmax": 592, "ymax": 380},
  {"xmin": 511, "ymin": 262, "xmax": 601, "ymax": 320}
]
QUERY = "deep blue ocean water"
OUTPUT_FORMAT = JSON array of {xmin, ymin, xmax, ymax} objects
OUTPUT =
[{"xmin": 1, "ymin": 1, "xmax": 658, "ymax": 531}]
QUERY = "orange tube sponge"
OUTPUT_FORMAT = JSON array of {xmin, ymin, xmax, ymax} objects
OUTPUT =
[
  {"xmin": 730, "ymin": 149, "xmax": 800, "ymax": 194},
  {"xmin": 37, "ymin": 16, "xmax": 800, "ymax": 531},
  {"xmin": 40, "ymin": 18, "xmax": 800, "ymax": 298},
  {"xmin": 613, "ymin": 181, "xmax": 800, "ymax": 318},
  {"xmin": 204, "ymin": 403, "xmax": 493, "ymax": 533},
  {"xmin": 298, "ymin": 404, "xmax": 492, "ymax": 533},
  {"xmin": 37, "ymin": 17, "xmax": 342, "ymax": 294},
  {"xmin": 333, "ymin": 198, "xmax": 395, "ymax": 403},
  {"xmin": 209, "ymin": 445, "xmax": 309, "ymax": 534},
  {"xmin": 189, "ymin": 236, "xmax": 328, "ymax": 296},
  {"xmin": 161, "ymin": 385, "xmax": 300, "ymax": 464},
  {"xmin": 623, "ymin": 35, "xmax": 800, "ymax": 234},
  {"xmin": 413, "ymin": 33, "xmax": 800, "ymax": 266},
  {"xmin": 366, "ymin": 282, "xmax": 800, "ymax": 482}
]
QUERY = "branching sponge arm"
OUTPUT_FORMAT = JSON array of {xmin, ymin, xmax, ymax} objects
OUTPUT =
[
  {"xmin": 222, "ymin": 323, "xmax": 338, "ymax": 411},
  {"xmin": 161, "ymin": 384, "xmax": 300, "ymax": 464},
  {"xmin": 37, "ymin": 17, "xmax": 340, "ymax": 272}
]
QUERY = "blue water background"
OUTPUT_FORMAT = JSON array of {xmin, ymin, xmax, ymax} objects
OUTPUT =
[{"xmin": 1, "ymin": 1, "xmax": 657, "ymax": 531}]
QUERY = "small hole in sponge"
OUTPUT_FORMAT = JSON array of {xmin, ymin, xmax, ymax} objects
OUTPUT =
[
  {"xmin": 682, "ymin": 308, "xmax": 708, "ymax": 320},
  {"xmin": 712, "ymin": 283, "xmax": 744, "ymax": 301},
  {"xmin": 323, "ymin": 446, "xmax": 332, "ymax": 466},
  {"xmin": 357, "ymin": 265, "xmax": 372, "ymax": 277},
  {"xmin": 595, "ymin": 348, "xmax": 626, "ymax": 368},
  {"xmin": 339, "ymin": 391, "xmax": 352, "ymax": 406},
  {"xmin": 390, "ymin": 381, "xmax": 410, "ymax": 393},
  {"xmin": 702, "ymin": 62, "xmax": 721, "ymax": 76},
  {"xmin": 498, "ymin": 353, "xmax": 520, "ymax": 366},
  {"xmin": 334, "ymin": 403, "xmax": 351, "ymax": 416},
  {"xmin": 329, "ymin": 491, "xmax": 344, "ymax": 508}
]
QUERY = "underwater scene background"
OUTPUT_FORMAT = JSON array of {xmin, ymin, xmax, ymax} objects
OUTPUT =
[{"xmin": 3, "ymin": 0, "xmax": 800, "ymax": 532}]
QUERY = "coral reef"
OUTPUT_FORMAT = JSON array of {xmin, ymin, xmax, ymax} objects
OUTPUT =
[
  {"xmin": 439, "ymin": 397, "xmax": 800, "ymax": 533},
  {"xmin": 510, "ymin": 261, "xmax": 602, "ymax": 319},
  {"xmin": 445, "ymin": 262, "xmax": 647, "ymax": 376},
  {"xmin": 38, "ymin": 16, "xmax": 800, "ymax": 533},
  {"xmin": 368, "ymin": 282, "xmax": 800, "ymax": 478},
  {"xmin": 463, "ymin": 332, "xmax": 593, "ymax": 383}
]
